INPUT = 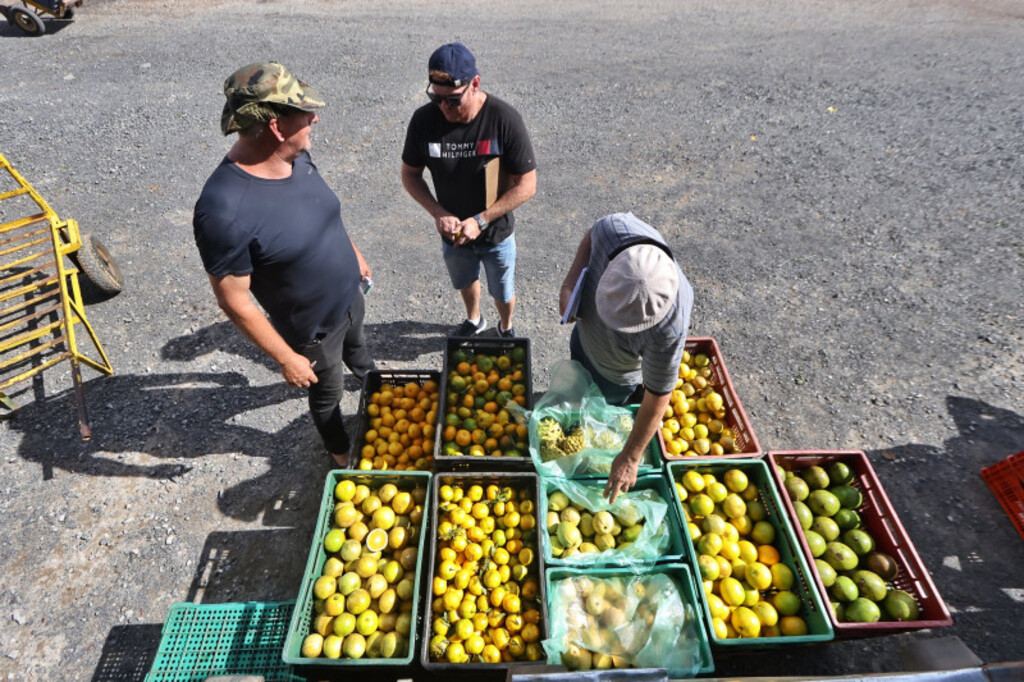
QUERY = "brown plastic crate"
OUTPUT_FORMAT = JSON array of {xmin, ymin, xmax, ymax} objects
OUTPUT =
[
  {"xmin": 434, "ymin": 336, "xmax": 534, "ymax": 472},
  {"xmin": 658, "ymin": 337, "xmax": 761, "ymax": 461},
  {"xmin": 980, "ymin": 451, "xmax": 1024, "ymax": 542},
  {"xmin": 420, "ymin": 472, "xmax": 548, "ymax": 671},
  {"xmin": 349, "ymin": 369, "xmax": 442, "ymax": 470},
  {"xmin": 768, "ymin": 450, "xmax": 953, "ymax": 637}
]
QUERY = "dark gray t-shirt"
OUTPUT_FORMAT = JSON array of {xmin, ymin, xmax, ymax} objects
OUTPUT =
[{"xmin": 193, "ymin": 152, "xmax": 360, "ymax": 349}]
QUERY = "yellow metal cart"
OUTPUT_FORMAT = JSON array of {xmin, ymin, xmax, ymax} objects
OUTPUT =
[
  {"xmin": 1, "ymin": 151, "xmax": 116, "ymax": 439},
  {"xmin": 1, "ymin": 0, "xmax": 82, "ymax": 36}
]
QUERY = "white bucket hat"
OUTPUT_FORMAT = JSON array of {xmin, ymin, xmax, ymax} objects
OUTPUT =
[{"xmin": 596, "ymin": 244, "xmax": 679, "ymax": 333}]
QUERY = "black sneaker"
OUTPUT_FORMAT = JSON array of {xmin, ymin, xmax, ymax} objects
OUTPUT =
[
  {"xmin": 453, "ymin": 318, "xmax": 487, "ymax": 337},
  {"xmin": 498, "ymin": 326, "xmax": 516, "ymax": 338}
]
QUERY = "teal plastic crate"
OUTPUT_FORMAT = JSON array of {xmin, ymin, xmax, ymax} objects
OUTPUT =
[
  {"xmin": 282, "ymin": 470, "xmax": 431, "ymax": 667},
  {"xmin": 146, "ymin": 601, "xmax": 302, "ymax": 682},
  {"xmin": 531, "ymin": 405, "xmax": 661, "ymax": 479},
  {"xmin": 545, "ymin": 563, "xmax": 714, "ymax": 676},
  {"xmin": 666, "ymin": 459, "xmax": 834, "ymax": 647},
  {"xmin": 539, "ymin": 473, "xmax": 685, "ymax": 567}
]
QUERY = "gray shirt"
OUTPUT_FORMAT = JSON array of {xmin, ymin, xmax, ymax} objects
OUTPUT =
[{"xmin": 576, "ymin": 213, "xmax": 693, "ymax": 394}]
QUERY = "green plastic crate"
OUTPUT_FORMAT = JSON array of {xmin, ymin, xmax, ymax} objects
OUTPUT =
[
  {"xmin": 146, "ymin": 601, "xmax": 302, "ymax": 682},
  {"xmin": 539, "ymin": 473, "xmax": 685, "ymax": 567},
  {"xmin": 282, "ymin": 470, "xmax": 432, "ymax": 667},
  {"xmin": 666, "ymin": 459, "xmax": 834, "ymax": 647},
  {"xmin": 545, "ymin": 563, "xmax": 714, "ymax": 676}
]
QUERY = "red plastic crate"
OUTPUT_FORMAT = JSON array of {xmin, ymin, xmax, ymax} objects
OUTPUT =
[
  {"xmin": 768, "ymin": 450, "xmax": 952, "ymax": 637},
  {"xmin": 981, "ymin": 451, "xmax": 1024, "ymax": 542},
  {"xmin": 658, "ymin": 337, "xmax": 762, "ymax": 461}
]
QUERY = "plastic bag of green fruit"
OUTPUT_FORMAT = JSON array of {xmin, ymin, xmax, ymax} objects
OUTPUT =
[
  {"xmin": 542, "ymin": 477, "xmax": 671, "ymax": 566},
  {"xmin": 520, "ymin": 360, "xmax": 641, "ymax": 477},
  {"xmin": 542, "ymin": 570, "xmax": 709, "ymax": 676}
]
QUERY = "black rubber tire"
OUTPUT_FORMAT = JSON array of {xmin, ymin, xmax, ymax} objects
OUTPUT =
[
  {"xmin": 72, "ymin": 233, "xmax": 124, "ymax": 300},
  {"xmin": 10, "ymin": 7, "xmax": 44, "ymax": 35}
]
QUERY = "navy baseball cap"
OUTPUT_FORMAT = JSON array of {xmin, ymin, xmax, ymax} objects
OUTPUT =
[{"xmin": 428, "ymin": 42, "xmax": 478, "ymax": 86}]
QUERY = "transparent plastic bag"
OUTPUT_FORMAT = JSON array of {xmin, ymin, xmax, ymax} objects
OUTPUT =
[
  {"xmin": 542, "ymin": 572, "xmax": 704, "ymax": 676},
  {"xmin": 525, "ymin": 360, "xmax": 638, "ymax": 477},
  {"xmin": 545, "ymin": 477, "xmax": 669, "ymax": 566}
]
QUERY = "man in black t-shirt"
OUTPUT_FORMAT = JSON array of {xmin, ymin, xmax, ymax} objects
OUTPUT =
[
  {"xmin": 193, "ymin": 62, "xmax": 375, "ymax": 466},
  {"xmin": 402, "ymin": 42, "xmax": 537, "ymax": 338}
]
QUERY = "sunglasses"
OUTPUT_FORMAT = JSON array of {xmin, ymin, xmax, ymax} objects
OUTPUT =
[{"xmin": 425, "ymin": 83, "xmax": 471, "ymax": 107}]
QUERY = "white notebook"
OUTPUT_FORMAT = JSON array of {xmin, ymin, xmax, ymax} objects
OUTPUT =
[{"xmin": 561, "ymin": 267, "xmax": 588, "ymax": 324}]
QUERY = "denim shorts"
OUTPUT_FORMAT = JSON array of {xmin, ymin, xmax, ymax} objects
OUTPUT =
[{"xmin": 442, "ymin": 234, "xmax": 516, "ymax": 303}]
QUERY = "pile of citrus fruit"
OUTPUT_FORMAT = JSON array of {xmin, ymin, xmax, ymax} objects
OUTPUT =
[
  {"xmin": 661, "ymin": 350, "xmax": 741, "ymax": 458},
  {"xmin": 674, "ymin": 467, "xmax": 809, "ymax": 639},
  {"xmin": 427, "ymin": 481, "xmax": 546, "ymax": 664},
  {"xmin": 440, "ymin": 346, "xmax": 530, "ymax": 458},
  {"xmin": 356, "ymin": 379, "xmax": 439, "ymax": 471},
  {"xmin": 300, "ymin": 478, "xmax": 426, "ymax": 660}
]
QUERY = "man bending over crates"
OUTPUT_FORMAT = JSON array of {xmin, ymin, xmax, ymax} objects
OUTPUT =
[
  {"xmin": 193, "ymin": 62, "xmax": 376, "ymax": 466},
  {"xmin": 559, "ymin": 213, "xmax": 694, "ymax": 503}
]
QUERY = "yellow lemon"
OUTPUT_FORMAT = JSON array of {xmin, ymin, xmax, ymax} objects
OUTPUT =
[
  {"xmin": 779, "ymin": 615, "xmax": 808, "ymax": 636},
  {"xmin": 751, "ymin": 601, "xmax": 779, "ymax": 627},
  {"xmin": 719, "ymin": 577, "xmax": 745, "ymax": 607},
  {"xmin": 334, "ymin": 479, "xmax": 356, "ymax": 502},
  {"xmin": 731, "ymin": 606, "xmax": 761, "ymax": 638},
  {"xmin": 771, "ymin": 563, "xmax": 795, "ymax": 591},
  {"xmin": 682, "ymin": 470, "xmax": 705, "ymax": 493},
  {"xmin": 746, "ymin": 562, "xmax": 773, "ymax": 591},
  {"xmin": 772, "ymin": 590, "xmax": 802, "ymax": 616}
]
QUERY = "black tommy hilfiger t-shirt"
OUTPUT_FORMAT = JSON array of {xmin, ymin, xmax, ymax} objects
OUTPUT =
[{"xmin": 402, "ymin": 94, "xmax": 536, "ymax": 246}]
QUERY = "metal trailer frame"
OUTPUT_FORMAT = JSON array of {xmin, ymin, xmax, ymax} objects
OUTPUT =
[
  {"xmin": 2, "ymin": 0, "xmax": 82, "ymax": 35},
  {"xmin": 0, "ymin": 151, "xmax": 113, "ymax": 440}
]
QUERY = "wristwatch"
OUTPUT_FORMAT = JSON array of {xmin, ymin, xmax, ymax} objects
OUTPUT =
[{"xmin": 474, "ymin": 213, "xmax": 488, "ymax": 230}]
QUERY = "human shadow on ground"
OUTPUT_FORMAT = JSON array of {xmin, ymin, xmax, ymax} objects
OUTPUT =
[
  {"xmin": 7, "ymin": 370, "xmax": 327, "ymax": 522},
  {"xmin": 161, "ymin": 320, "xmax": 273, "ymax": 370},
  {"xmin": 163, "ymin": 318, "xmax": 453, "ymax": 377},
  {"xmin": 363, "ymin": 319, "xmax": 451, "ymax": 364},
  {"xmin": 854, "ymin": 395, "xmax": 1024, "ymax": 668},
  {"xmin": 11, "ymin": 317, "xmax": 456, "ymax": 521}
]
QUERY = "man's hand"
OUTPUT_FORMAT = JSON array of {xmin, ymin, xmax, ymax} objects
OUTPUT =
[
  {"xmin": 604, "ymin": 449, "xmax": 641, "ymax": 504},
  {"xmin": 436, "ymin": 215, "xmax": 461, "ymax": 240},
  {"xmin": 280, "ymin": 352, "xmax": 318, "ymax": 388},
  {"xmin": 453, "ymin": 216, "xmax": 483, "ymax": 246}
]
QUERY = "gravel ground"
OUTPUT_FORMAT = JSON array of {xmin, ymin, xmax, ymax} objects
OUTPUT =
[{"xmin": 1, "ymin": 0, "xmax": 1023, "ymax": 680}]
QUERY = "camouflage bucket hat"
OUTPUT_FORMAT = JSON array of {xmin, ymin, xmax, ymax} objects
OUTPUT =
[{"xmin": 221, "ymin": 62, "xmax": 325, "ymax": 135}]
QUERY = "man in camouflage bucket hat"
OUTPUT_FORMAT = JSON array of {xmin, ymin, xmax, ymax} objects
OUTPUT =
[
  {"xmin": 194, "ymin": 62, "xmax": 376, "ymax": 466},
  {"xmin": 220, "ymin": 62, "xmax": 325, "ymax": 135}
]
